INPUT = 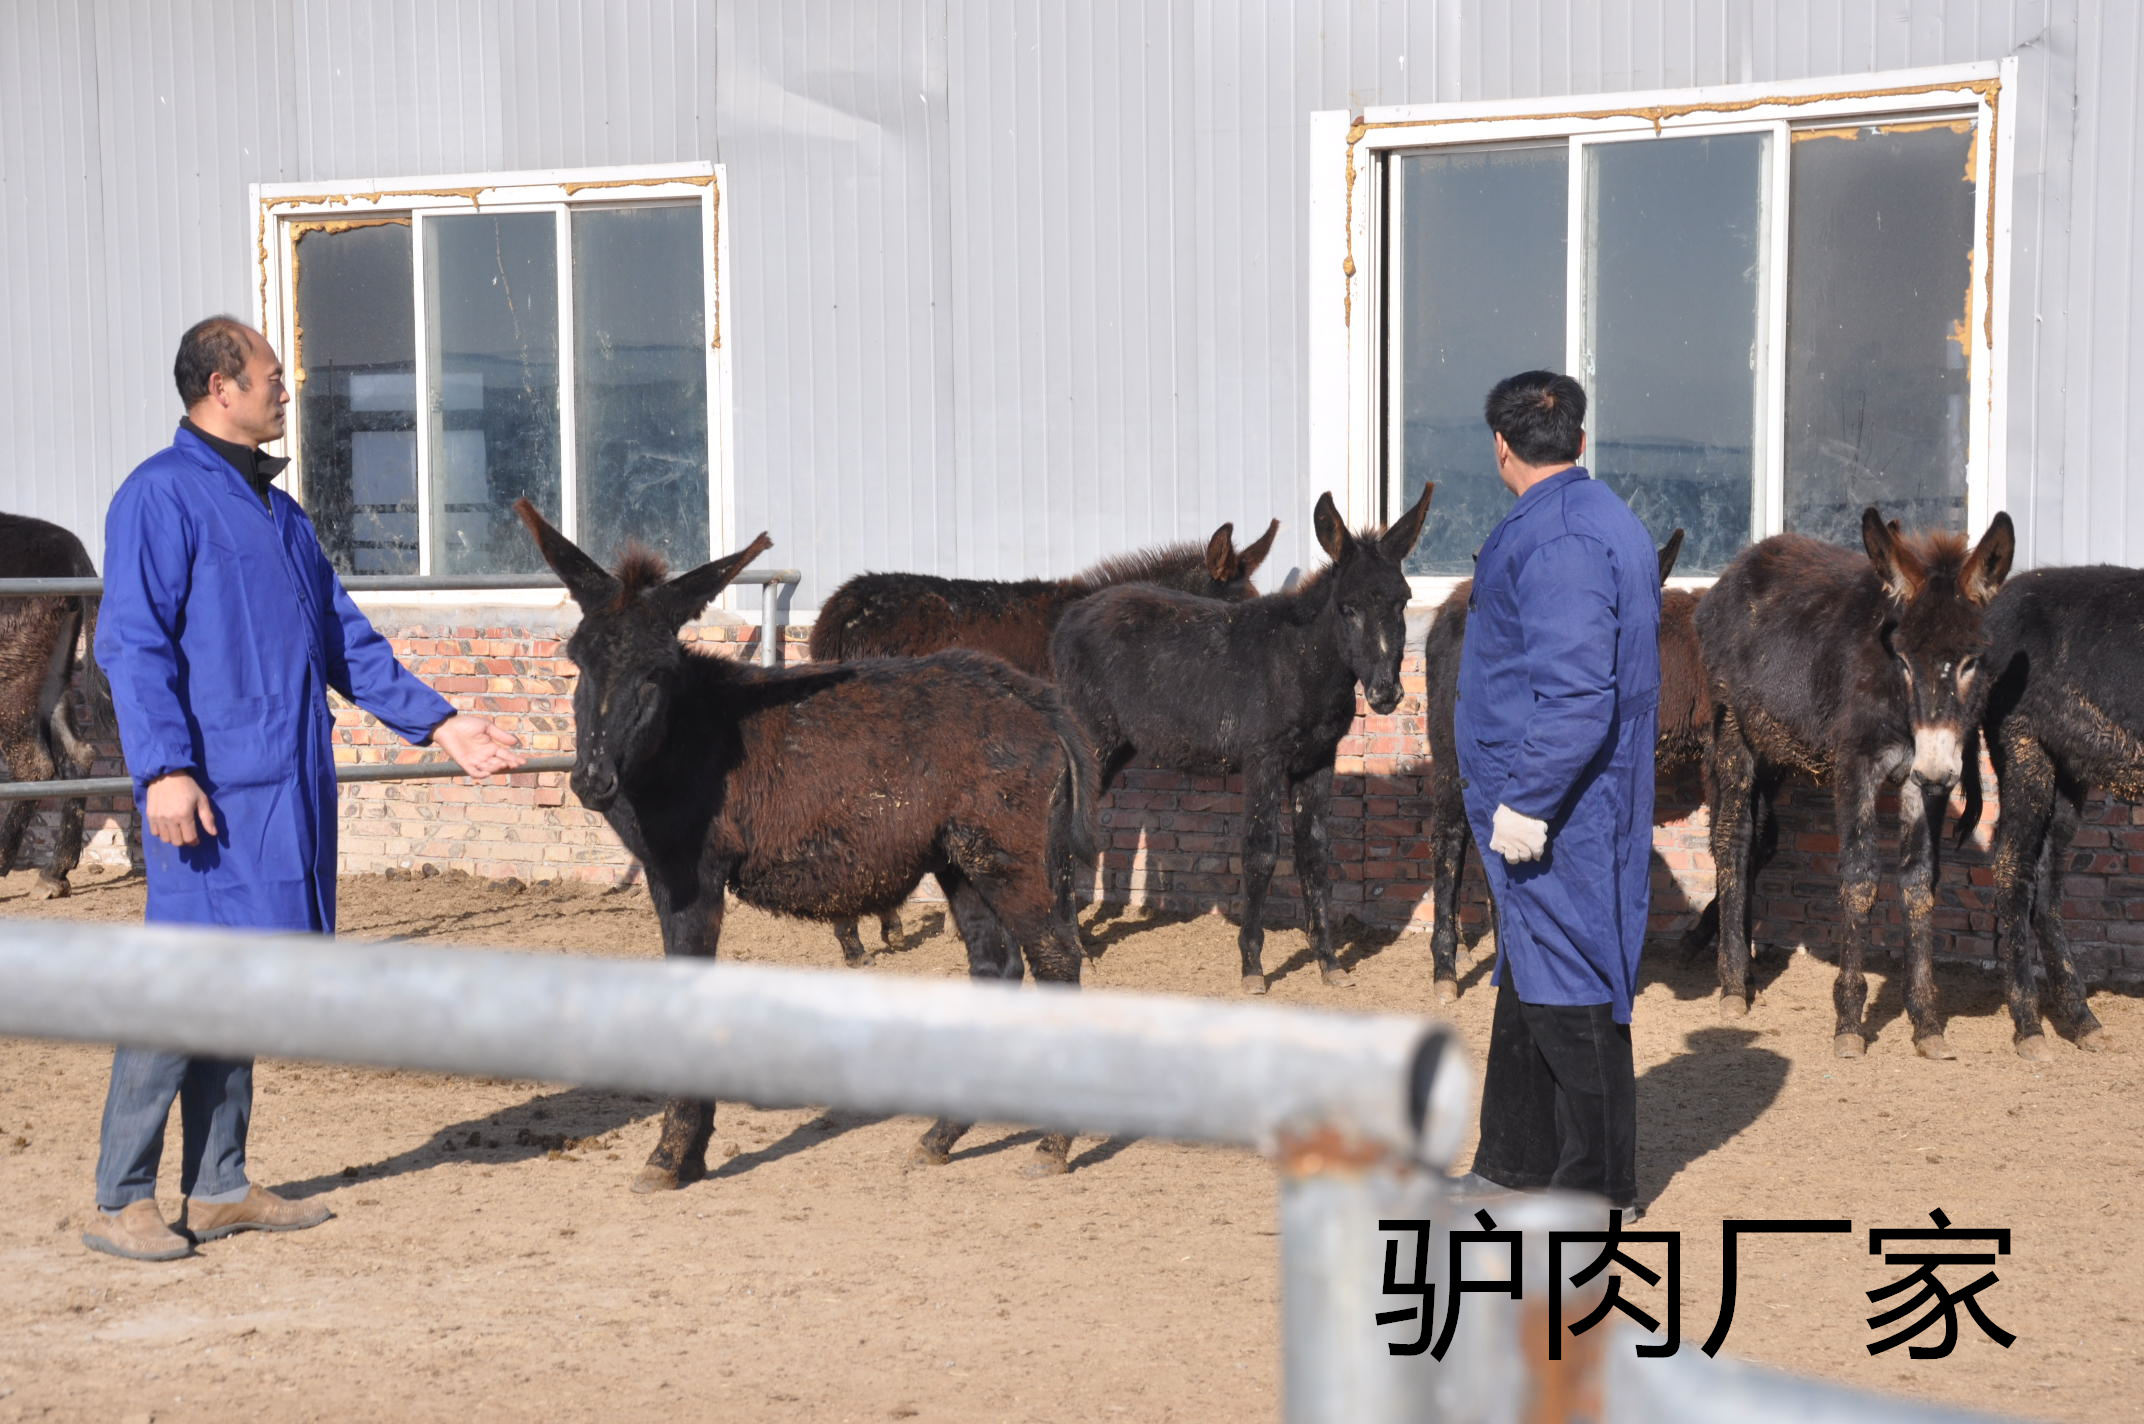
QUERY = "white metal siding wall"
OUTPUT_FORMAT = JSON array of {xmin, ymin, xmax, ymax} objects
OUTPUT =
[{"xmin": 0, "ymin": 0, "xmax": 2128, "ymax": 591}]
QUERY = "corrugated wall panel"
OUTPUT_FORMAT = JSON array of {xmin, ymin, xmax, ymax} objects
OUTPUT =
[
  {"xmin": 716, "ymin": 1, "xmax": 951, "ymax": 605},
  {"xmin": 0, "ymin": 2, "xmax": 112, "ymax": 553},
  {"xmin": 0, "ymin": 0, "xmax": 2130, "ymax": 588}
]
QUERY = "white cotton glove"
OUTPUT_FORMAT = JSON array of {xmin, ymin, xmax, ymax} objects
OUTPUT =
[{"xmin": 1489, "ymin": 804, "xmax": 1549, "ymax": 863}]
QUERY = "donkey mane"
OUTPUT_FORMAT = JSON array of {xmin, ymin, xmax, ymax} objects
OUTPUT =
[
  {"xmin": 611, "ymin": 546, "xmax": 672, "ymax": 606},
  {"xmin": 1068, "ymin": 541, "xmax": 1211, "ymax": 593}
]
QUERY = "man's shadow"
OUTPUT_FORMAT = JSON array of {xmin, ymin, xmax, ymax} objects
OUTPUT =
[{"xmin": 1633, "ymin": 1026, "xmax": 1789, "ymax": 1205}]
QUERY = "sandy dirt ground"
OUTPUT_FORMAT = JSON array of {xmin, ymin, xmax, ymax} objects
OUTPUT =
[{"xmin": 2, "ymin": 865, "xmax": 2141, "ymax": 1424}]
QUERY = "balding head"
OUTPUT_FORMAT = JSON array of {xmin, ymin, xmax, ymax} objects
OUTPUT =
[{"xmin": 176, "ymin": 317, "xmax": 288, "ymax": 447}]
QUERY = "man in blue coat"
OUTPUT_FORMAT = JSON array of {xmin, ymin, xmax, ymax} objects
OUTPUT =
[
  {"xmin": 84, "ymin": 317, "xmax": 524, "ymax": 1261},
  {"xmin": 1455, "ymin": 371, "xmax": 1660, "ymax": 1215}
]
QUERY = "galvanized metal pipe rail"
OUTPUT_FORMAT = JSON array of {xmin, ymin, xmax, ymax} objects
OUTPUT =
[
  {"xmin": 0, "ymin": 570, "xmax": 802, "ymax": 668},
  {"xmin": 0, "ymin": 918, "xmax": 1471, "ymax": 1170},
  {"xmin": 0, "ymin": 753, "xmax": 580, "ymax": 803}
]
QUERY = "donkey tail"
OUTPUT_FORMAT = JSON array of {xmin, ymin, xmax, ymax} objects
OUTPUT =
[
  {"xmin": 1952, "ymin": 724, "xmax": 1985, "ymax": 849},
  {"xmin": 76, "ymin": 593, "xmax": 116, "ymax": 731},
  {"xmin": 1047, "ymin": 699, "xmax": 1101, "ymax": 869}
]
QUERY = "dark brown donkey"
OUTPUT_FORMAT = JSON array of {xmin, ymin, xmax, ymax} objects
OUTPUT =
[
  {"xmin": 1051, "ymin": 487, "xmax": 1433, "ymax": 994},
  {"xmin": 517, "ymin": 501, "xmax": 1097, "ymax": 1188},
  {"xmin": 0, "ymin": 513, "xmax": 116, "ymax": 897},
  {"xmin": 1953, "ymin": 566, "xmax": 2136, "ymax": 1059},
  {"xmin": 807, "ymin": 518, "xmax": 1277, "ymax": 963},
  {"xmin": 1420, "ymin": 530, "xmax": 1707, "ymax": 1002},
  {"xmin": 1699, "ymin": 509, "xmax": 2013, "ymax": 1059}
]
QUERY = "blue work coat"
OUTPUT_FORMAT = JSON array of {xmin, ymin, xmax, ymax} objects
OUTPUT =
[
  {"xmin": 97, "ymin": 427, "xmax": 453, "ymax": 933},
  {"xmin": 1455, "ymin": 467, "xmax": 1661, "ymax": 1021}
]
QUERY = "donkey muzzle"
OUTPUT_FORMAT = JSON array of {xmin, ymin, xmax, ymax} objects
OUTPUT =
[
  {"xmin": 1909, "ymin": 725, "xmax": 1963, "ymax": 787},
  {"xmin": 573, "ymin": 767, "xmax": 620, "ymax": 812},
  {"xmin": 1366, "ymin": 682, "xmax": 1402, "ymax": 717}
]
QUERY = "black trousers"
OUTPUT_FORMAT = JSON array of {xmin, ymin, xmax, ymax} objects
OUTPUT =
[{"xmin": 1471, "ymin": 980, "xmax": 1638, "ymax": 1208}]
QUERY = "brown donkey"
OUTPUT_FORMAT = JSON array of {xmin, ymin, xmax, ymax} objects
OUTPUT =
[
  {"xmin": 0, "ymin": 512, "xmax": 118, "ymax": 896},
  {"xmin": 518, "ymin": 501, "xmax": 1097, "ymax": 1188},
  {"xmin": 1699, "ymin": 509, "xmax": 2013, "ymax": 1059},
  {"xmin": 807, "ymin": 518, "xmax": 1277, "ymax": 963}
]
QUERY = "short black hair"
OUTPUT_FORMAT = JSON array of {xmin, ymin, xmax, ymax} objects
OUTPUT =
[
  {"xmin": 174, "ymin": 316, "xmax": 255, "ymax": 408},
  {"xmin": 1484, "ymin": 370, "xmax": 1587, "ymax": 466}
]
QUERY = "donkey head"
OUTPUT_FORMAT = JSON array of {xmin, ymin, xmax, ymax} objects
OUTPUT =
[
  {"xmin": 1311, "ymin": 483, "xmax": 1434, "ymax": 716},
  {"xmin": 517, "ymin": 499, "xmax": 771, "ymax": 813},
  {"xmin": 1861, "ymin": 507, "xmax": 2014, "ymax": 788},
  {"xmin": 1193, "ymin": 518, "xmax": 1282, "ymax": 599}
]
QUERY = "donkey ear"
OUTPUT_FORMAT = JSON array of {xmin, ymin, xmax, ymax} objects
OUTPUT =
[
  {"xmin": 1204, "ymin": 523, "xmax": 1242, "ymax": 583},
  {"xmin": 651, "ymin": 533, "xmax": 774, "ymax": 630},
  {"xmin": 1861, "ymin": 507, "xmax": 1927, "ymax": 603},
  {"xmin": 1656, "ymin": 528, "xmax": 1685, "ymax": 584},
  {"xmin": 1962, "ymin": 511, "xmax": 2016, "ymax": 606},
  {"xmin": 1377, "ymin": 481, "xmax": 1435, "ymax": 563},
  {"xmin": 516, "ymin": 498, "xmax": 618, "ymax": 611},
  {"xmin": 1237, "ymin": 517, "xmax": 1280, "ymax": 578},
  {"xmin": 1313, "ymin": 492, "xmax": 1350, "ymax": 561}
]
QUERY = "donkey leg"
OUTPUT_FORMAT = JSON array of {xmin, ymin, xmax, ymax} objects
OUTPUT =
[
  {"xmin": 1427, "ymin": 796, "xmax": 1469, "ymax": 1002},
  {"xmin": 1289, "ymin": 765, "xmax": 1348, "ymax": 987},
  {"xmin": 912, "ymin": 868, "xmax": 1018, "ymax": 1167},
  {"xmin": 1707, "ymin": 721, "xmax": 1759, "ymax": 1018},
  {"xmin": 634, "ymin": 862, "xmax": 728, "ymax": 1194},
  {"xmin": 1897, "ymin": 782, "xmax": 1954, "ymax": 1060},
  {"xmin": 1830, "ymin": 771, "xmax": 1883, "ymax": 1057},
  {"xmin": 40, "ymin": 709, "xmax": 87, "ymax": 898},
  {"xmin": 1990, "ymin": 735, "xmax": 2057, "ymax": 1058},
  {"xmin": 1236, "ymin": 763, "xmax": 1285, "ymax": 994},
  {"xmin": 2037, "ymin": 781, "xmax": 2107, "ymax": 1052},
  {"xmin": 1004, "ymin": 874, "xmax": 1086, "ymax": 1176},
  {"xmin": 833, "ymin": 918, "xmax": 875, "ymax": 967}
]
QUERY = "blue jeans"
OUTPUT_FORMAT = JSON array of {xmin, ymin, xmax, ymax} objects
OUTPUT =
[{"xmin": 93, "ymin": 1048, "xmax": 253, "ymax": 1209}]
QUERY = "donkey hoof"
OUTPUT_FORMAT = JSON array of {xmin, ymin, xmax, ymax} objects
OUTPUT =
[
  {"xmin": 630, "ymin": 1165, "xmax": 682, "ymax": 1194},
  {"xmin": 28, "ymin": 877, "xmax": 69, "ymax": 901},
  {"xmin": 909, "ymin": 1143, "xmax": 952, "ymax": 1168},
  {"xmin": 2014, "ymin": 1035, "xmax": 2053, "ymax": 1063},
  {"xmin": 1717, "ymin": 994, "xmax": 1749, "ymax": 1021},
  {"xmin": 1832, "ymin": 1033, "xmax": 1866, "ymax": 1059},
  {"xmin": 1913, "ymin": 1034, "xmax": 1956, "ymax": 1062},
  {"xmin": 1320, "ymin": 966, "xmax": 1354, "ymax": 988},
  {"xmin": 841, "ymin": 952, "xmax": 876, "ymax": 969},
  {"xmin": 1433, "ymin": 978, "xmax": 1459, "ymax": 1007},
  {"xmin": 2076, "ymin": 1027, "xmax": 2111, "ymax": 1053},
  {"xmin": 1242, "ymin": 975, "xmax": 1269, "ymax": 995},
  {"xmin": 1019, "ymin": 1153, "xmax": 1071, "ymax": 1179}
]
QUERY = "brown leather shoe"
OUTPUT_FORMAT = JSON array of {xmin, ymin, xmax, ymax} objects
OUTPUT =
[
  {"xmin": 82, "ymin": 1199, "xmax": 195, "ymax": 1262},
  {"xmin": 180, "ymin": 1185, "xmax": 334, "ymax": 1242}
]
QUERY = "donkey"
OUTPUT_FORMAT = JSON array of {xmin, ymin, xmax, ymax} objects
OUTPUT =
[
  {"xmin": 0, "ymin": 513, "xmax": 117, "ymax": 897},
  {"xmin": 516, "ymin": 501, "xmax": 1098, "ymax": 1188},
  {"xmin": 1699, "ymin": 508, "xmax": 2013, "ymax": 1059},
  {"xmin": 1420, "ymin": 530, "xmax": 1707, "ymax": 1002},
  {"xmin": 1050, "ymin": 486, "xmax": 1433, "ymax": 993},
  {"xmin": 1953, "ymin": 566, "xmax": 2137, "ymax": 1059},
  {"xmin": 808, "ymin": 518, "xmax": 1278, "ymax": 964}
]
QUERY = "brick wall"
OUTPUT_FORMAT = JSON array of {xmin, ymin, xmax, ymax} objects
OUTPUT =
[{"xmin": 22, "ymin": 610, "xmax": 2144, "ymax": 980}]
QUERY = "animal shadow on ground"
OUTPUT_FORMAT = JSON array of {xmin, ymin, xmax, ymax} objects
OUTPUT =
[
  {"xmin": 1265, "ymin": 914, "xmax": 1407, "ymax": 987},
  {"xmin": 273, "ymin": 1085, "xmax": 656, "ymax": 1198},
  {"xmin": 1633, "ymin": 1026, "xmax": 1788, "ymax": 1205},
  {"xmin": 1853, "ymin": 954, "xmax": 2018, "ymax": 1051},
  {"xmin": 707, "ymin": 1108, "xmax": 897, "ymax": 1182}
]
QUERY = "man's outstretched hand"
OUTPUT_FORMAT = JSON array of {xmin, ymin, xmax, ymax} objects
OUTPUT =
[{"xmin": 432, "ymin": 714, "xmax": 525, "ymax": 780}]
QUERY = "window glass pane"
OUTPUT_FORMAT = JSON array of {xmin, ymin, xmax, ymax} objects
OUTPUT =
[
  {"xmin": 1586, "ymin": 133, "xmax": 1767, "ymax": 573},
  {"xmin": 1785, "ymin": 120, "xmax": 1976, "ymax": 546},
  {"xmin": 573, "ymin": 205, "xmax": 709, "ymax": 568},
  {"xmin": 423, "ymin": 212, "xmax": 561, "ymax": 575},
  {"xmin": 1385, "ymin": 144, "xmax": 1567, "ymax": 575},
  {"xmin": 292, "ymin": 220, "xmax": 416, "ymax": 574}
]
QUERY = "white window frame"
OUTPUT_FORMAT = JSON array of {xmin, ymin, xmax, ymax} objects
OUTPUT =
[
  {"xmin": 251, "ymin": 162, "xmax": 734, "ymax": 608},
  {"xmin": 1309, "ymin": 61, "xmax": 2015, "ymax": 603}
]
